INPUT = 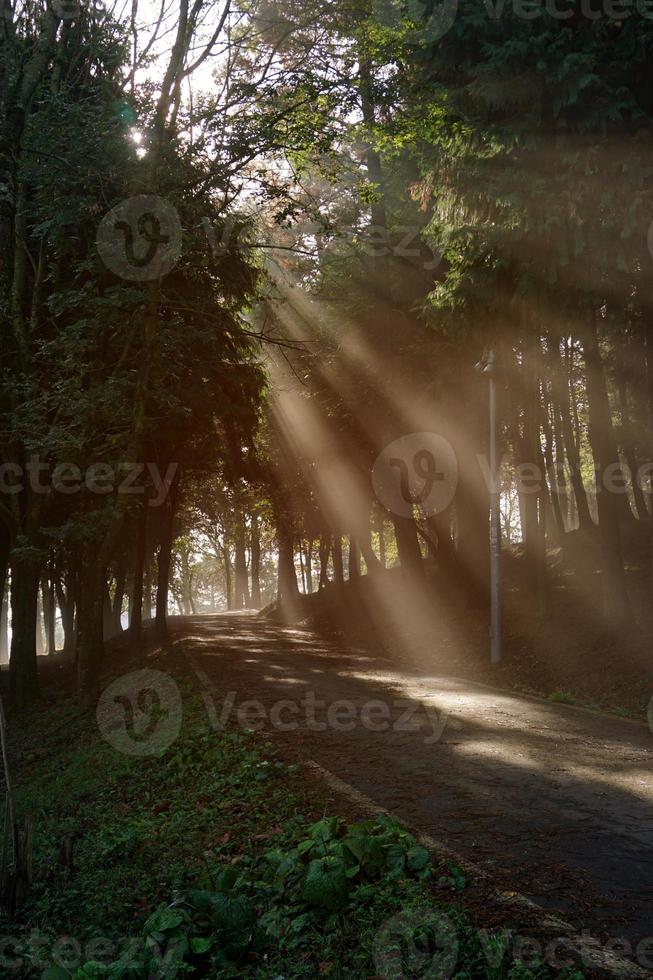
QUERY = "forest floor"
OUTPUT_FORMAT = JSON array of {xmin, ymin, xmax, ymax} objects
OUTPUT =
[
  {"xmin": 279, "ymin": 525, "xmax": 653, "ymax": 721},
  {"xmin": 2, "ymin": 613, "xmax": 651, "ymax": 978}
]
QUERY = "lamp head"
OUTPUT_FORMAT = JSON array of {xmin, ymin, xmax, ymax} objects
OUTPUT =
[{"xmin": 475, "ymin": 348, "xmax": 496, "ymax": 376}]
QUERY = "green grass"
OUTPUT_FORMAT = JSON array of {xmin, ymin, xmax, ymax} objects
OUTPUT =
[
  {"xmin": 1, "ymin": 673, "xmax": 586, "ymax": 979},
  {"xmin": 608, "ymin": 704, "xmax": 636, "ymax": 719},
  {"xmin": 548, "ymin": 691, "xmax": 575, "ymax": 706},
  {"xmin": 9, "ymin": 689, "xmax": 309, "ymax": 934},
  {"xmin": 547, "ymin": 689, "xmax": 642, "ymax": 721}
]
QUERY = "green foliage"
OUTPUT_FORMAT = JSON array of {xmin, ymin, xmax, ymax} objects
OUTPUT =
[
  {"xmin": 61, "ymin": 809, "xmax": 564, "ymax": 979},
  {"xmin": 3, "ymin": 676, "xmax": 583, "ymax": 979}
]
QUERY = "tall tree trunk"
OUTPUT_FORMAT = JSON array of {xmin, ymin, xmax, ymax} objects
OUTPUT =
[
  {"xmin": 519, "ymin": 345, "xmax": 546, "ymax": 602},
  {"xmin": 41, "ymin": 573, "xmax": 56, "ymax": 655},
  {"xmin": 305, "ymin": 539, "xmax": 314, "ymax": 593},
  {"xmin": 298, "ymin": 543, "xmax": 306, "ymax": 593},
  {"xmin": 561, "ymin": 337, "xmax": 596, "ymax": 528},
  {"xmin": 0, "ymin": 580, "xmax": 8, "ymax": 666},
  {"xmin": 455, "ymin": 396, "xmax": 491, "ymax": 606},
  {"xmin": 250, "ymin": 516, "xmax": 262, "ymax": 608},
  {"xmin": 556, "ymin": 396, "xmax": 593, "ymax": 531},
  {"xmin": 358, "ymin": 516, "xmax": 382, "ymax": 576},
  {"xmin": 111, "ymin": 555, "xmax": 128, "ymax": 635},
  {"xmin": 391, "ymin": 516, "xmax": 424, "ymax": 580},
  {"xmin": 422, "ymin": 517, "xmax": 440, "ymax": 559},
  {"xmin": 549, "ymin": 334, "xmax": 593, "ymax": 530},
  {"xmin": 646, "ymin": 308, "xmax": 653, "ymax": 593},
  {"xmin": 180, "ymin": 549, "xmax": 193, "ymax": 615},
  {"xmin": 143, "ymin": 555, "xmax": 153, "ymax": 621},
  {"xmin": 277, "ymin": 518, "xmax": 300, "ymax": 612},
  {"xmin": 541, "ymin": 386, "xmax": 566, "ymax": 540},
  {"xmin": 0, "ymin": 527, "xmax": 9, "ymax": 665},
  {"xmin": 35, "ymin": 591, "xmax": 45, "ymax": 657},
  {"xmin": 129, "ymin": 503, "xmax": 147, "ymax": 638},
  {"xmin": 234, "ymin": 518, "xmax": 250, "ymax": 608},
  {"xmin": 348, "ymin": 536, "xmax": 360, "ymax": 581},
  {"xmin": 9, "ymin": 556, "xmax": 41, "ymax": 707},
  {"xmin": 170, "ymin": 584, "xmax": 184, "ymax": 615},
  {"xmin": 318, "ymin": 535, "xmax": 330, "ymax": 589},
  {"xmin": 617, "ymin": 379, "xmax": 648, "ymax": 521},
  {"xmin": 76, "ymin": 560, "xmax": 105, "ymax": 705},
  {"xmin": 377, "ymin": 517, "xmax": 386, "ymax": 568},
  {"xmin": 551, "ymin": 394, "xmax": 570, "ymax": 534},
  {"xmin": 583, "ymin": 314, "xmax": 630, "ymax": 628},
  {"xmin": 56, "ymin": 571, "xmax": 76, "ymax": 658},
  {"xmin": 357, "ymin": 53, "xmax": 396, "ymax": 309},
  {"xmin": 428, "ymin": 508, "xmax": 457, "ymax": 569},
  {"xmin": 222, "ymin": 543, "xmax": 233, "ymax": 611},
  {"xmin": 155, "ymin": 485, "xmax": 177, "ymax": 639},
  {"xmin": 332, "ymin": 533, "xmax": 344, "ymax": 587},
  {"xmin": 102, "ymin": 586, "xmax": 115, "ymax": 643}
]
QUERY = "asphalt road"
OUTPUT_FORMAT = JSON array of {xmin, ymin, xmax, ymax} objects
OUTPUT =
[{"xmin": 170, "ymin": 613, "xmax": 653, "ymax": 959}]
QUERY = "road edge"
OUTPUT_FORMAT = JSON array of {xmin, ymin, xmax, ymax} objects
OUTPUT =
[{"xmin": 307, "ymin": 760, "xmax": 651, "ymax": 980}]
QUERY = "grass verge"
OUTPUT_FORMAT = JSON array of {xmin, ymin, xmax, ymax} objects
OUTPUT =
[{"xmin": 0, "ymin": 659, "xmax": 586, "ymax": 979}]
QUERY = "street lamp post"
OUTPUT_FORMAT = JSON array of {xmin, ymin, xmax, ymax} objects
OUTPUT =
[{"xmin": 475, "ymin": 349, "xmax": 502, "ymax": 664}]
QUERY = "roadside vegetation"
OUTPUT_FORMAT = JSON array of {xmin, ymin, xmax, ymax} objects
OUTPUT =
[{"xmin": 2, "ymin": 653, "xmax": 585, "ymax": 980}]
